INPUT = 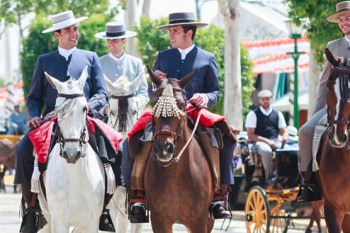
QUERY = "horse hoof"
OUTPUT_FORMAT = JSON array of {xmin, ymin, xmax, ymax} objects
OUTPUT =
[
  {"xmin": 99, "ymin": 209, "xmax": 116, "ymax": 232},
  {"xmin": 305, "ymin": 228, "xmax": 312, "ymax": 233}
]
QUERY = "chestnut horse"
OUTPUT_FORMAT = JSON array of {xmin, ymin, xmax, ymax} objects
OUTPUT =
[
  {"xmin": 143, "ymin": 68, "xmax": 214, "ymax": 233},
  {"xmin": 317, "ymin": 48, "xmax": 350, "ymax": 232}
]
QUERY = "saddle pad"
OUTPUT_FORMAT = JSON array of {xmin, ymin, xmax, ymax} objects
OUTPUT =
[{"xmin": 312, "ymin": 113, "xmax": 328, "ymax": 171}]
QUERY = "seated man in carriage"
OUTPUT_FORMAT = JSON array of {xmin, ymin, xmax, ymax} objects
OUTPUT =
[
  {"xmin": 122, "ymin": 12, "xmax": 236, "ymax": 223},
  {"xmin": 245, "ymin": 90, "xmax": 289, "ymax": 182},
  {"xmin": 14, "ymin": 10, "xmax": 121, "ymax": 233}
]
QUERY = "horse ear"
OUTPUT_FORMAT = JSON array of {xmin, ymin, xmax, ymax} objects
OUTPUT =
[
  {"xmin": 179, "ymin": 69, "xmax": 197, "ymax": 89},
  {"xmin": 146, "ymin": 65, "xmax": 162, "ymax": 86},
  {"xmin": 130, "ymin": 72, "xmax": 143, "ymax": 91},
  {"xmin": 45, "ymin": 72, "xmax": 61, "ymax": 90},
  {"xmin": 325, "ymin": 48, "xmax": 340, "ymax": 66},
  {"xmin": 78, "ymin": 66, "xmax": 89, "ymax": 90},
  {"xmin": 103, "ymin": 74, "xmax": 114, "ymax": 93}
]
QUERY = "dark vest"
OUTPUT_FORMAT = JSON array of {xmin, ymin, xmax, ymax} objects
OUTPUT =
[{"xmin": 254, "ymin": 108, "xmax": 279, "ymax": 140}]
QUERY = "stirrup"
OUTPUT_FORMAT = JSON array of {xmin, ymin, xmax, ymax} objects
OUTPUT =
[
  {"xmin": 20, "ymin": 208, "xmax": 46, "ymax": 233},
  {"xmin": 129, "ymin": 202, "xmax": 149, "ymax": 223},
  {"xmin": 99, "ymin": 209, "xmax": 115, "ymax": 232},
  {"xmin": 296, "ymin": 185, "xmax": 320, "ymax": 203},
  {"xmin": 209, "ymin": 201, "xmax": 232, "ymax": 219}
]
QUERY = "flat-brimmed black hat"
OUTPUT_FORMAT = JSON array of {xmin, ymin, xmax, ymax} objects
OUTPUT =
[
  {"xmin": 95, "ymin": 22, "xmax": 137, "ymax": 39},
  {"xmin": 158, "ymin": 12, "xmax": 208, "ymax": 30}
]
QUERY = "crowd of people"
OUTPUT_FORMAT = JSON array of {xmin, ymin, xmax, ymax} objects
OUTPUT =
[{"xmin": 6, "ymin": 1, "xmax": 350, "ymax": 232}]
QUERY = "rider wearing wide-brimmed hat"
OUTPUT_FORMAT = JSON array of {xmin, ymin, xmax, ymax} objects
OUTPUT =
[
  {"xmin": 124, "ymin": 11, "xmax": 235, "ymax": 223},
  {"xmin": 94, "ymin": 22, "xmax": 149, "ymax": 117},
  {"xmin": 14, "ymin": 10, "xmax": 119, "ymax": 232},
  {"xmin": 297, "ymin": 1, "xmax": 350, "ymax": 203}
]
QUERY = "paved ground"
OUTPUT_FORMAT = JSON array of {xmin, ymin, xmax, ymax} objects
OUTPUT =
[{"xmin": 0, "ymin": 175, "xmax": 326, "ymax": 233}]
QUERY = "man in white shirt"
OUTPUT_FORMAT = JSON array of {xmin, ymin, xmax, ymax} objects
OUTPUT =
[{"xmin": 245, "ymin": 90, "xmax": 288, "ymax": 181}]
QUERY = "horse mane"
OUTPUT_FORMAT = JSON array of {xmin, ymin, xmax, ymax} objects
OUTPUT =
[{"xmin": 44, "ymin": 98, "xmax": 80, "ymax": 122}]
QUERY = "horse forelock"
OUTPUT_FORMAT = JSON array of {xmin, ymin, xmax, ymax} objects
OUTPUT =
[{"xmin": 117, "ymin": 96, "xmax": 129, "ymax": 132}]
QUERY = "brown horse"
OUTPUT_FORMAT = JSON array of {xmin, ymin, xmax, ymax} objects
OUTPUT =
[
  {"xmin": 143, "ymin": 68, "xmax": 215, "ymax": 233},
  {"xmin": 317, "ymin": 48, "xmax": 350, "ymax": 232},
  {"xmin": 0, "ymin": 138, "xmax": 18, "ymax": 192}
]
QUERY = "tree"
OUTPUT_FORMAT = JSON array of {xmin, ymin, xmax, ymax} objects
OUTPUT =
[
  {"xmin": 284, "ymin": 0, "xmax": 341, "ymax": 117},
  {"xmin": 134, "ymin": 16, "xmax": 254, "ymax": 116},
  {"xmin": 217, "ymin": 0, "xmax": 242, "ymax": 129}
]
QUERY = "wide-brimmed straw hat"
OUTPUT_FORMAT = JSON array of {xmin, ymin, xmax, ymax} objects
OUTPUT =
[
  {"xmin": 287, "ymin": 126, "xmax": 299, "ymax": 142},
  {"xmin": 327, "ymin": 1, "xmax": 350, "ymax": 23},
  {"xmin": 158, "ymin": 12, "xmax": 208, "ymax": 30},
  {"xmin": 95, "ymin": 22, "xmax": 137, "ymax": 39},
  {"xmin": 42, "ymin": 11, "xmax": 87, "ymax": 33}
]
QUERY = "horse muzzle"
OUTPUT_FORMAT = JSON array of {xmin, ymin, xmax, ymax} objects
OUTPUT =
[
  {"xmin": 62, "ymin": 144, "xmax": 82, "ymax": 164},
  {"xmin": 153, "ymin": 140, "xmax": 174, "ymax": 164}
]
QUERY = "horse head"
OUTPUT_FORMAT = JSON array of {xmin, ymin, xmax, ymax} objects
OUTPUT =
[
  {"xmin": 147, "ymin": 66, "xmax": 196, "ymax": 165},
  {"xmin": 325, "ymin": 48, "xmax": 350, "ymax": 148},
  {"xmin": 104, "ymin": 74, "xmax": 142, "ymax": 135},
  {"xmin": 45, "ymin": 66, "xmax": 89, "ymax": 163}
]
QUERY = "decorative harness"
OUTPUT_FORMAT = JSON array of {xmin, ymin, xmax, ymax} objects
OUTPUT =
[
  {"xmin": 152, "ymin": 84, "xmax": 202, "ymax": 166},
  {"xmin": 109, "ymin": 93, "xmax": 135, "ymax": 132},
  {"xmin": 55, "ymin": 93, "xmax": 89, "ymax": 157}
]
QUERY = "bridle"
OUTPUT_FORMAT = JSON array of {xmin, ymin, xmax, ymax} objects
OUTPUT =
[
  {"xmin": 56, "ymin": 93, "xmax": 89, "ymax": 157},
  {"xmin": 152, "ymin": 85, "xmax": 202, "ymax": 165},
  {"xmin": 109, "ymin": 93, "xmax": 135, "ymax": 131}
]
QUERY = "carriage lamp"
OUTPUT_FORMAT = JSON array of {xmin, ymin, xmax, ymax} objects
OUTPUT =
[{"xmin": 285, "ymin": 19, "xmax": 306, "ymax": 128}]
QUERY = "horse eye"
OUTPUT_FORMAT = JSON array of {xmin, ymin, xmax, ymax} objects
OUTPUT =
[{"xmin": 83, "ymin": 106, "xmax": 87, "ymax": 112}]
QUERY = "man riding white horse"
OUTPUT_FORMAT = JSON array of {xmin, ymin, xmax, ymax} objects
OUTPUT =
[{"xmin": 14, "ymin": 10, "xmax": 121, "ymax": 233}]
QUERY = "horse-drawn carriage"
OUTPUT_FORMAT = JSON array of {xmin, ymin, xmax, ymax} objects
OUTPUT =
[{"xmin": 230, "ymin": 137, "xmax": 323, "ymax": 233}]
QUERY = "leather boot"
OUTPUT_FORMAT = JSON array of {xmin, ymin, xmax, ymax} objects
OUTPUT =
[
  {"xmin": 210, "ymin": 185, "xmax": 232, "ymax": 219},
  {"xmin": 99, "ymin": 193, "xmax": 115, "ymax": 232},
  {"xmin": 128, "ymin": 190, "xmax": 149, "ymax": 223},
  {"xmin": 296, "ymin": 171, "xmax": 319, "ymax": 203},
  {"xmin": 19, "ymin": 183, "xmax": 45, "ymax": 233}
]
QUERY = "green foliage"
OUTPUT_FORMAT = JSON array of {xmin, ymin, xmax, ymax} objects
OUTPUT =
[
  {"xmin": 284, "ymin": 0, "xmax": 342, "ymax": 67},
  {"xmin": 20, "ymin": 13, "xmax": 112, "ymax": 96},
  {"xmin": 134, "ymin": 17, "xmax": 254, "ymax": 115}
]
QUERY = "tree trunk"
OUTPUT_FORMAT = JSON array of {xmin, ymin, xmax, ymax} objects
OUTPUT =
[
  {"xmin": 125, "ymin": 0, "xmax": 138, "ymax": 56},
  {"xmin": 142, "ymin": 0, "xmax": 151, "ymax": 17},
  {"xmin": 217, "ymin": 0, "xmax": 242, "ymax": 130},
  {"xmin": 308, "ymin": 48, "xmax": 321, "ymax": 118}
]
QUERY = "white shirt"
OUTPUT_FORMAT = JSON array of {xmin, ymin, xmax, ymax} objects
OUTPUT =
[
  {"xmin": 58, "ymin": 47, "xmax": 76, "ymax": 61},
  {"xmin": 178, "ymin": 43, "xmax": 195, "ymax": 60},
  {"xmin": 245, "ymin": 106, "xmax": 287, "ymax": 129},
  {"xmin": 345, "ymin": 36, "xmax": 350, "ymax": 46},
  {"xmin": 108, "ymin": 52, "xmax": 125, "ymax": 65}
]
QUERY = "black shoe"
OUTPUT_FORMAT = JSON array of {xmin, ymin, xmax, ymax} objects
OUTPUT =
[
  {"xmin": 99, "ymin": 209, "xmax": 115, "ymax": 232},
  {"xmin": 210, "ymin": 201, "xmax": 232, "ymax": 219},
  {"xmin": 20, "ymin": 209, "xmax": 46, "ymax": 233},
  {"xmin": 129, "ymin": 203, "xmax": 149, "ymax": 223},
  {"xmin": 296, "ymin": 185, "xmax": 319, "ymax": 203}
]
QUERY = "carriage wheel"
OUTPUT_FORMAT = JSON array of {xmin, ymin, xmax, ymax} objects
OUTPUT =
[
  {"xmin": 245, "ymin": 186, "xmax": 271, "ymax": 233},
  {"xmin": 270, "ymin": 208, "xmax": 285, "ymax": 233}
]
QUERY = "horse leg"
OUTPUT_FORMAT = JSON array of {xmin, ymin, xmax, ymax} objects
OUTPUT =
[
  {"xmin": 324, "ymin": 202, "xmax": 343, "ymax": 233},
  {"xmin": 130, "ymin": 223, "xmax": 143, "ymax": 233},
  {"xmin": 149, "ymin": 215, "xmax": 172, "ymax": 233},
  {"xmin": 50, "ymin": 218, "xmax": 69, "ymax": 233},
  {"xmin": 207, "ymin": 218, "xmax": 214, "ymax": 233},
  {"xmin": 341, "ymin": 214, "xmax": 350, "ymax": 233}
]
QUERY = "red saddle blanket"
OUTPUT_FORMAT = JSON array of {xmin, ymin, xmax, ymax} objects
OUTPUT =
[
  {"xmin": 28, "ymin": 116, "xmax": 122, "ymax": 165},
  {"xmin": 127, "ymin": 104, "xmax": 226, "ymax": 140}
]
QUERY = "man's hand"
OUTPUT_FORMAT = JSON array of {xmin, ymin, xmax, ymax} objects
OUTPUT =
[
  {"xmin": 154, "ymin": 70, "xmax": 167, "ymax": 79},
  {"xmin": 27, "ymin": 117, "xmax": 41, "ymax": 128},
  {"xmin": 190, "ymin": 93, "xmax": 208, "ymax": 108}
]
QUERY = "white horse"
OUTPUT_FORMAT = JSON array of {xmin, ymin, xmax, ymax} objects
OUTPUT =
[
  {"xmin": 38, "ymin": 67, "xmax": 105, "ymax": 233},
  {"xmin": 104, "ymin": 75, "xmax": 144, "ymax": 233}
]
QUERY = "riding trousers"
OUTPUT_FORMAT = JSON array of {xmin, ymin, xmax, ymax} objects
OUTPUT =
[
  {"xmin": 298, "ymin": 108, "xmax": 327, "ymax": 172},
  {"xmin": 14, "ymin": 133, "xmax": 35, "ymax": 184}
]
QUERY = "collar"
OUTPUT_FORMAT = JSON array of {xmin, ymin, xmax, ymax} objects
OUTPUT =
[
  {"xmin": 259, "ymin": 106, "xmax": 272, "ymax": 115},
  {"xmin": 109, "ymin": 52, "xmax": 125, "ymax": 64},
  {"xmin": 178, "ymin": 43, "xmax": 195, "ymax": 60},
  {"xmin": 58, "ymin": 47, "xmax": 76, "ymax": 61}
]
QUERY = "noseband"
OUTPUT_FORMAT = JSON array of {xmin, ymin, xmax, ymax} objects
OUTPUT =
[{"xmin": 56, "ymin": 93, "xmax": 88, "ymax": 156}]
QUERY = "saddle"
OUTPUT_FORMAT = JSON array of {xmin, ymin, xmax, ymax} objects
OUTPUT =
[{"xmin": 129, "ymin": 113, "xmax": 236, "ymax": 192}]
